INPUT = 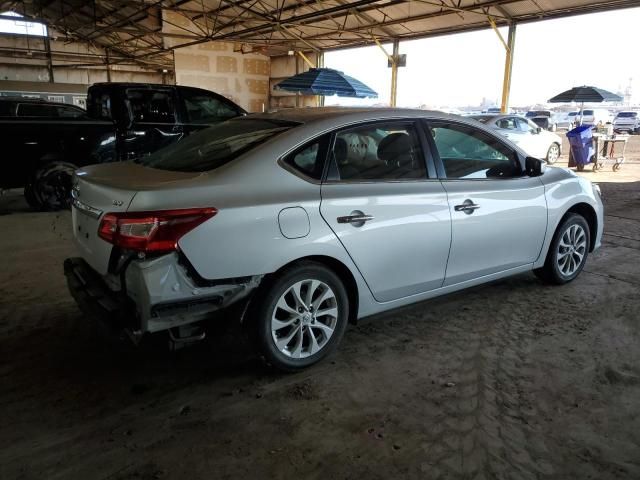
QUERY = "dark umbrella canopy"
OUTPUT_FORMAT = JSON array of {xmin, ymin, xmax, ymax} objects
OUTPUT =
[
  {"xmin": 549, "ymin": 85, "xmax": 622, "ymax": 103},
  {"xmin": 275, "ymin": 68, "xmax": 378, "ymax": 98}
]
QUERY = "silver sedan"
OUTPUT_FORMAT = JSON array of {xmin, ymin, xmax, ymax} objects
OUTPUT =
[{"xmin": 65, "ymin": 108, "xmax": 603, "ymax": 371}]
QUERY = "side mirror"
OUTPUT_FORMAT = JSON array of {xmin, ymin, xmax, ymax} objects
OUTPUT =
[
  {"xmin": 525, "ymin": 156, "xmax": 546, "ymax": 177},
  {"xmin": 535, "ymin": 127, "xmax": 542, "ymax": 134}
]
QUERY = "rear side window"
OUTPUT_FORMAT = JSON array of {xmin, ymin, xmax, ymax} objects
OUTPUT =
[
  {"xmin": 329, "ymin": 122, "xmax": 427, "ymax": 181},
  {"xmin": 282, "ymin": 136, "xmax": 329, "ymax": 180},
  {"xmin": 87, "ymin": 91, "xmax": 112, "ymax": 120},
  {"xmin": 17, "ymin": 103, "xmax": 59, "ymax": 117},
  {"xmin": 181, "ymin": 89, "xmax": 240, "ymax": 124},
  {"xmin": 137, "ymin": 118, "xmax": 298, "ymax": 172},
  {"xmin": 428, "ymin": 122, "xmax": 521, "ymax": 179},
  {"xmin": 57, "ymin": 106, "xmax": 85, "ymax": 118},
  {"xmin": 126, "ymin": 89, "xmax": 176, "ymax": 123}
]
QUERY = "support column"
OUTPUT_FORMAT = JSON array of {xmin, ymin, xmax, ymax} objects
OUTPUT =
[
  {"xmin": 105, "ymin": 49, "xmax": 112, "ymax": 82},
  {"xmin": 316, "ymin": 51, "xmax": 325, "ymax": 107},
  {"xmin": 44, "ymin": 36, "xmax": 54, "ymax": 83},
  {"xmin": 390, "ymin": 39, "xmax": 399, "ymax": 107},
  {"xmin": 500, "ymin": 23, "xmax": 517, "ymax": 113}
]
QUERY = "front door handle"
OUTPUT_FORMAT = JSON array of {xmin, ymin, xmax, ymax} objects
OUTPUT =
[
  {"xmin": 337, "ymin": 211, "xmax": 374, "ymax": 227},
  {"xmin": 454, "ymin": 200, "xmax": 480, "ymax": 214}
]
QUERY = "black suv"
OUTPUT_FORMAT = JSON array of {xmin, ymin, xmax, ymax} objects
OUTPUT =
[{"xmin": 1, "ymin": 83, "xmax": 245, "ymax": 210}]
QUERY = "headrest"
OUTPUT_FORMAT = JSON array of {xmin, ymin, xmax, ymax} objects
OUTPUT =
[{"xmin": 377, "ymin": 133, "xmax": 412, "ymax": 162}]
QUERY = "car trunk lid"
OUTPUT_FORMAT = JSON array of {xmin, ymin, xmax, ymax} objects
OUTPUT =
[{"xmin": 72, "ymin": 162, "xmax": 204, "ymax": 274}]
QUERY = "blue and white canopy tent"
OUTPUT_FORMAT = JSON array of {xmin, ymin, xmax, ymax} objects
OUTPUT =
[{"xmin": 275, "ymin": 68, "xmax": 378, "ymax": 99}]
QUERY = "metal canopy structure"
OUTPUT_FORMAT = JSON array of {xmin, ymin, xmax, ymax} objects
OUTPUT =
[{"xmin": 2, "ymin": 0, "xmax": 640, "ymax": 72}]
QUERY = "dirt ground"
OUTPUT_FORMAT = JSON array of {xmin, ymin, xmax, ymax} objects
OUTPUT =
[{"xmin": 1, "ymin": 136, "xmax": 640, "ymax": 480}]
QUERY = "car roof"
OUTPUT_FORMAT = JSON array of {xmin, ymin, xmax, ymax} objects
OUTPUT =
[
  {"xmin": 0, "ymin": 97, "xmax": 83, "ymax": 108},
  {"xmin": 249, "ymin": 106, "xmax": 465, "ymax": 125}
]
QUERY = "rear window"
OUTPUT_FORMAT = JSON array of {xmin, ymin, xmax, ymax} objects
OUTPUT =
[
  {"xmin": 582, "ymin": 110, "xmax": 594, "ymax": 116},
  {"xmin": 469, "ymin": 115, "xmax": 492, "ymax": 123},
  {"xmin": 0, "ymin": 101, "xmax": 15, "ymax": 116},
  {"xmin": 137, "ymin": 118, "xmax": 298, "ymax": 172},
  {"xmin": 617, "ymin": 112, "xmax": 637, "ymax": 118},
  {"xmin": 87, "ymin": 90, "xmax": 112, "ymax": 121}
]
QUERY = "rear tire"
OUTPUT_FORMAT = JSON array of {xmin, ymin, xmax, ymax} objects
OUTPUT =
[
  {"xmin": 24, "ymin": 182, "xmax": 42, "ymax": 210},
  {"xmin": 32, "ymin": 161, "xmax": 77, "ymax": 211},
  {"xmin": 250, "ymin": 262, "xmax": 349, "ymax": 372},
  {"xmin": 534, "ymin": 213, "xmax": 590, "ymax": 285}
]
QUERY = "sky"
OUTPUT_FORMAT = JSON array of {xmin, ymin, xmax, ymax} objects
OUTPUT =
[{"xmin": 324, "ymin": 6, "xmax": 640, "ymax": 109}]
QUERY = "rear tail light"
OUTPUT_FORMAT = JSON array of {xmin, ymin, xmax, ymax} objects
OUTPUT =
[{"xmin": 98, "ymin": 208, "xmax": 217, "ymax": 253}]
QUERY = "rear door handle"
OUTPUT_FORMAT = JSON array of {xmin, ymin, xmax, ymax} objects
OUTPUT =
[
  {"xmin": 337, "ymin": 212, "xmax": 374, "ymax": 226},
  {"xmin": 454, "ymin": 200, "xmax": 480, "ymax": 214}
]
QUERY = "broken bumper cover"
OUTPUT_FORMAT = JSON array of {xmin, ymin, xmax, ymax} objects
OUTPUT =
[{"xmin": 64, "ymin": 254, "xmax": 262, "ymax": 336}]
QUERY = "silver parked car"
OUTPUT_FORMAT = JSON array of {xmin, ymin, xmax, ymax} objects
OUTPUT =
[{"xmin": 65, "ymin": 108, "xmax": 603, "ymax": 371}]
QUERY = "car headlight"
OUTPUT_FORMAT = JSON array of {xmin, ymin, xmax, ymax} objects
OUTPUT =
[{"xmin": 593, "ymin": 183, "xmax": 602, "ymax": 198}]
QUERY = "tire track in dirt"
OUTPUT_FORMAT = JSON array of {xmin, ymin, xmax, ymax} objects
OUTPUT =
[{"xmin": 412, "ymin": 285, "xmax": 556, "ymax": 479}]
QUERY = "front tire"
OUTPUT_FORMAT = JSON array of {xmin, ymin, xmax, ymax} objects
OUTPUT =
[
  {"xmin": 546, "ymin": 143, "xmax": 560, "ymax": 164},
  {"xmin": 535, "ymin": 213, "xmax": 590, "ymax": 285},
  {"xmin": 251, "ymin": 262, "xmax": 349, "ymax": 371}
]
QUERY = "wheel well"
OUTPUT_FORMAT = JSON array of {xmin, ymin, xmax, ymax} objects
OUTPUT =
[
  {"xmin": 563, "ymin": 203, "xmax": 598, "ymax": 252},
  {"xmin": 269, "ymin": 255, "xmax": 360, "ymax": 325}
]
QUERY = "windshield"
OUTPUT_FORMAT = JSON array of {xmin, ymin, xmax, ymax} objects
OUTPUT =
[
  {"xmin": 568, "ymin": 112, "xmax": 578, "ymax": 117},
  {"xmin": 136, "ymin": 118, "xmax": 298, "ymax": 172},
  {"xmin": 616, "ymin": 112, "xmax": 637, "ymax": 118}
]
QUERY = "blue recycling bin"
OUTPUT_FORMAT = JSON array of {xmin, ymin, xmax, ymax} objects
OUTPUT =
[{"xmin": 566, "ymin": 125, "xmax": 594, "ymax": 166}]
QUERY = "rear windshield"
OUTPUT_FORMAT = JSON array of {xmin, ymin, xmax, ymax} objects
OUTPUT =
[
  {"xmin": 136, "ymin": 118, "xmax": 298, "ymax": 172},
  {"xmin": 616, "ymin": 112, "xmax": 637, "ymax": 118},
  {"xmin": 526, "ymin": 111, "xmax": 550, "ymax": 117},
  {"xmin": 582, "ymin": 110, "xmax": 594, "ymax": 115},
  {"xmin": 469, "ymin": 115, "xmax": 492, "ymax": 123}
]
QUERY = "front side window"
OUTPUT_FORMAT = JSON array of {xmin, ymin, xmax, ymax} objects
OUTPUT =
[
  {"xmin": 515, "ymin": 118, "xmax": 537, "ymax": 133},
  {"xmin": 126, "ymin": 89, "xmax": 176, "ymax": 124},
  {"xmin": 330, "ymin": 123, "xmax": 426, "ymax": 181},
  {"xmin": 428, "ymin": 123, "xmax": 521, "ymax": 179},
  {"xmin": 181, "ymin": 89, "xmax": 240, "ymax": 124},
  {"xmin": 137, "ymin": 118, "xmax": 298, "ymax": 172}
]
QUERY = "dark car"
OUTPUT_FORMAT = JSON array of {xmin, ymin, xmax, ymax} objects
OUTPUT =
[
  {"xmin": 1, "ymin": 83, "xmax": 245, "ymax": 210},
  {"xmin": 525, "ymin": 110, "xmax": 557, "ymax": 131}
]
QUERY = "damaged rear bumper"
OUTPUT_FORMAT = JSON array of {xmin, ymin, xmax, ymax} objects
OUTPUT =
[{"xmin": 64, "ymin": 254, "xmax": 262, "ymax": 338}]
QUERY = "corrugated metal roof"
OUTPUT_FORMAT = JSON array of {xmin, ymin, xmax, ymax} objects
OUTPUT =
[{"xmin": 1, "ymin": 0, "xmax": 639, "ymax": 68}]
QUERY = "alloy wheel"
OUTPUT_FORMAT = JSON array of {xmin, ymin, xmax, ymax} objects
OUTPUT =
[
  {"xmin": 547, "ymin": 144, "xmax": 560, "ymax": 163},
  {"xmin": 556, "ymin": 224, "xmax": 587, "ymax": 277},
  {"xmin": 270, "ymin": 279, "xmax": 338, "ymax": 359}
]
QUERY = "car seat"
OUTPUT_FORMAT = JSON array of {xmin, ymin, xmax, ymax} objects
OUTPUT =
[{"xmin": 377, "ymin": 133, "xmax": 418, "ymax": 178}]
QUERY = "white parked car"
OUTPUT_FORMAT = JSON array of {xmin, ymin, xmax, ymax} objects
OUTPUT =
[
  {"xmin": 470, "ymin": 114, "xmax": 562, "ymax": 163},
  {"xmin": 556, "ymin": 111, "xmax": 579, "ymax": 130},
  {"xmin": 65, "ymin": 108, "xmax": 602, "ymax": 371},
  {"xmin": 613, "ymin": 111, "xmax": 639, "ymax": 134},
  {"xmin": 578, "ymin": 108, "xmax": 613, "ymax": 126}
]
